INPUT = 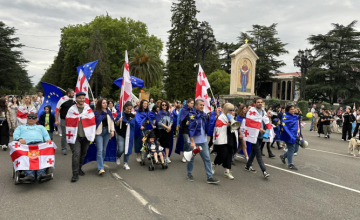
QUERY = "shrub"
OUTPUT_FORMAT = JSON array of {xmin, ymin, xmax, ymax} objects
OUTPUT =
[
  {"xmin": 268, "ymin": 98, "xmax": 280, "ymax": 108},
  {"xmin": 297, "ymin": 100, "xmax": 308, "ymax": 118},
  {"xmin": 233, "ymin": 97, "xmax": 245, "ymax": 106},
  {"xmin": 322, "ymin": 102, "xmax": 331, "ymax": 110}
]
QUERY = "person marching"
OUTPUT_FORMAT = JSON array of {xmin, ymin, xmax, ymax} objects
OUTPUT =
[
  {"xmin": 115, "ymin": 101, "xmax": 135, "ymax": 170},
  {"xmin": 156, "ymin": 101, "xmax": 173, "ymax": 163},
  {"xmin": 187, "ymin": 99, "xmax": 219, "ymax": 184},
  {"xmin": 65, "ymin": 92, "xmax": 96, "ymax": 182},
  {"xmin": 108, "ymin": 100, "xmax": 117, "ymax": 119},
  {"xmin": 260, "ymin": 111, "xmax": 275, "ymax": 158},
  {"xmin": 271, "ymin": 118, "xmax": 282, "ymax": 149},
  {"xmin": 39, "ymin": 105, "xmax": 55, "ymax": 140},
  {"xmin": 207, "ymin": 105, "xmax": 221, "ymax": 150},
  {"xmin": 94, "ymin": 98, "xmax": 115, "ymax": 175},
  {"xmin": 235, "ymin": 105, "xmax": 250, "ymax": 161},
  {"xmin": 242, "ymin": 97, "xmax": 273, "ymax": 178},
  {"xmin": 55, "ymin": 89, "xmax": 76, "ymax": 155},
  {"xmin": 212, "ymin": 103, "xmax": 238, "ymax": 180},
  {"xmin": 8, "ymin": 96, "xmax": 19, "ymax": 129},
  {"xmin": 342, "ymin": 107, "xmax": 354, "ymax": 141},
  {"xmin": 279, "ymin": 105, "xmax": 301, "ymax": 170},
  {"xmin": 0, "ymin": 98, "xmax": 15, "ymax": 150},
  {"xmin": 17, "ymin": 95, "xmax": 37, "ymax": 127}
]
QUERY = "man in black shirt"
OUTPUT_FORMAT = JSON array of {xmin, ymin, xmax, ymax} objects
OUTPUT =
[
  {"xmin": 321, "ymin": 111, "xmax": 333, "ymax": 138},
  {"xmin": 55, "ymin": 89, "xmax": 76, "ymax": 155}
]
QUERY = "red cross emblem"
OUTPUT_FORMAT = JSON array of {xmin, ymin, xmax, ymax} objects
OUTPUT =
[
  {"xmin": 66, "ymin": 131, "xmax": 74, "ymax": 140},
  {"xmin": 244, "ymin": 130, "xmax": 249, "ymax": 137},
  {"xmin": 73, "ymin": 112, "xmax": 79, "ymax": 115},
  {"xmin": 125, "ymin": 61, "xmax": 129, "ymax": 71},
  {"xmin": 249, "ymin": 111, "xmax": 256, "ymax": 116},
  {"xmin": 87, "ymin": 109, "xmax": 92, "ymax": 114},
  {"xmin": 202, "ymin": 72, "xmax": 206, "ymax": 78},
  {"xmin": 198, "ymin": 72, "xmax": 202, "ymax": 77},
  {"xmin": 15, "ymin": 161, "xmax": 20, "ymax": 167},
  {"xmin": 83, "ymin": 86, "xmax": 87, "ymax": 91},
  {"xmin": 47, "ymin": 158, "xmax": 54, "ymax": 165},
  {"xmin": 204, "ymin": 94, "xmax": 208, "ymax": 99},
  {"xmin": 13, "ymin": 143, "xmax": 20, "ymax": 148},
  {"xmin": 62, "ymin": 97, "xmax": 65, "ymax": 100},
  {"xmin": 214, "ymin": 132, "xmax": 219, "ymax": 140}
]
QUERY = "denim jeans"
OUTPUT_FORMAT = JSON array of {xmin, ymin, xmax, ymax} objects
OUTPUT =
[
  {"xmin": 283, "ymin": 137, "xmax": 300, "ymax": 165},
  {"xmin": 182, "ymin": 133, "xmax": 190, "ymax": 152},
  {"xmin": 24, "ymin": 169, "xmax": 46, "ymax": 178},
  {"xmin": 60, "ymin": 119, "xmax": 67, "ymax": 150},
  {"xmin": 186, "ymin": 142, "xmax": 213, "ymax": 179},
  {"xmin": 95, "ymin": 128, "xmax": 111, "ymax": 170},
  {"xmin": 116, "ymin": 133, "xmax": 129, "ymax": 163},
  {"xmin": 310, "ymin": 117, "xmax": 314, "ymax": 131},
  {"xmin": 47, "ymin": 131, "xmax": 53, "ymax": 140}
]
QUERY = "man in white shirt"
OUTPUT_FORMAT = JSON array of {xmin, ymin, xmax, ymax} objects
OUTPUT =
[
  {"xmin": 37, "ymin": 92, "xmax": 44, "ymax": 106},
  {"xmin": 310, "ymin": 104, "xmax": 316, "ymax": 131},
  {"xmin": 266, "ymin": 94, "xmax": 271, "ymax": 100}
]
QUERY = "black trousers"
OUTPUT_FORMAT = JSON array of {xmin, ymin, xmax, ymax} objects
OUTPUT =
[
  {"xmin": 342, "ymin": 123, "xmax": 352, "ymax": 140},
  {"xmin": 353, "ymin": 123, "xmax": 360, "ymax": 138},
  {"xmin": 208, "ymin": 136, "xmax": 213, "ymax": 149},
  {"xmin": 69, "ymin": 137, "xmax": 90, "ymax": 175},
  {"xmin": 214, "ymin": 144, "xmax": 232, "ymax": 169},
  {"xmin": 246, "ymin": 138, "xmax": 266, "ymax": 172},
  {"xmin": 261, "ymin": 142, "xmax": 273, "ymax": 156},
  {"xmin": 0, "ymin": 121, "xmax": 10, "ymax": 145}
]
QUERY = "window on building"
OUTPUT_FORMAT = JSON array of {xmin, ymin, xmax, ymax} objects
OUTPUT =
[
  {"xmin": 287, "ymin": 81, "xmax": 292, "ymax": 101},
  {"xmin": 281, "ymin": 81, "xmax": 286, "ymax": 100}
]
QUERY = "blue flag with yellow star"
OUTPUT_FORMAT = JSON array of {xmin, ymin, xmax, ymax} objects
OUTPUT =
[
  {"xmin": 114, "ymin": 76, "xmax": 145, "ymax": 88},
  {"xmin": 279, "ymin": 112, "xmax": 301, "ymax": 144},
  {"xmin": 76, "ymin": 60, "xmax": 98, "ymax": 80},
  {"xmin": 38, "ymin": 82, "xmax": 64, "ymax": 117}
]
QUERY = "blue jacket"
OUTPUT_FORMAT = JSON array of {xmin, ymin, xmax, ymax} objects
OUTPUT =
[
  {"xmin": 188, "ymin": 109, "xmax": 208, "ymax": 138},
  {"xmin": 207, "ymin": 110, "xmax": 220, "ymax": 136}
]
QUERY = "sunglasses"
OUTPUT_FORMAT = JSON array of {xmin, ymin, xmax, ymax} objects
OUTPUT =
[
  {"xmin": 27, "ymin": 116, "xmax": 37, "ymax": 120},
  {"xmin": 162, "ymin": 104, "xmax": 167, "ymax": 106},
  {"xmin": 228, "ymin": 109, "xmax": 234, "ymax": 112}
]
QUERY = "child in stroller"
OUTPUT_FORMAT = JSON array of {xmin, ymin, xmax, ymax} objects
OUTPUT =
[{"xmin": 140, "ymin": 131, "xmax": 168, "ymax": 171}]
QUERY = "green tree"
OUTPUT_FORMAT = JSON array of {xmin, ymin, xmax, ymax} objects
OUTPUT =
[
  {"xmin": 217, "ymin": 42, "xmax": 238, "ymax": 74},
  {"xmin": 306, "ymin": 20, "xmax": 360, "ymax": 105},
  {"xmin": 122, "ymin": 45, "xmax": 164, "ymax": 88},
  {"xmin": 238, "ymin": 24, "xmax": 288, "ymax": 94},
  {"xmin": 207, "ymin": 70, "xmax": 230, "ymax": 95},
  {"xmin": 0, "ymin": 21, "xmax": 32, "ymax": 94},
  {"xmin": 165, "ymin": 0, "xmax": 199, "ymax": 100}
]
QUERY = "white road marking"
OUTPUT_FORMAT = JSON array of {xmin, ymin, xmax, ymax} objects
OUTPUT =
[
  {"xmin": 266, "ymin": 164, "xmax": 360, "ymax": 194},
  {"xmin": 112, "ymin": 172, "xmax": 162, "ymax": 215},
  {"xmin": 104, "ymin": 164, "xmax": 110, "ymax": 168},
  {"xmin": 305, "ymin": 148, "xmax": 360, "ymax": 159}
]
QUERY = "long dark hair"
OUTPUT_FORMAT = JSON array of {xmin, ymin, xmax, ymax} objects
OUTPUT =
[
  {"xmin": 160, "ymin": 101, "xmax": 169, "ymax": 112},
  {"xmin": 0, "ymin": 98, "xmax": 8, "ymax": 112},
  {"xmin": 95, "ymin": 98, "xmax": 106, "ymax": 114},
  {"xmin": 237, "ymin": 104, "xmax": 247, "ymax": 117},
  {"xmin": 139, "ymin": 99, "xmax": 149, "ymax": 112},
  {"xmin": 152, "ymin": 104, "xmax": 159, "ymax": 113},
  {"xmin": 12, "ymin": 96, "xmax": 20, "ymax": 106}
]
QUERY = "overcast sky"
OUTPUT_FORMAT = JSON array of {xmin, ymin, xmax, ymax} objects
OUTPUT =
[{"xmin": 0, "ymin": 0, "xmax": 359, "ymax": 85}]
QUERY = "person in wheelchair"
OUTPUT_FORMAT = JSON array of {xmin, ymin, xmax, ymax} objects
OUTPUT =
[
  {"xmin": 147, "ymin": 132, "xmax": 165, "ymax": 165},
  {"xmin": 13, "ymin": 113, "xmax": 52, "ymax": 183}
]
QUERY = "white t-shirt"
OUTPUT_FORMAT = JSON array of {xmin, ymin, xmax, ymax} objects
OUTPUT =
[{"xmin": 37, "ymin": 96, "xmax": 44, "ymax": 105}]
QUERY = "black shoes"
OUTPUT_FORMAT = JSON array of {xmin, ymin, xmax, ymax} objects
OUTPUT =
[
  {"xmin": 38, "ymin": 174, "xmax": 52, "ymax": 183},
  {"xmin": 79, "ymin": 169, "xmax": 85, "ymax": 176},
  {"xmin": 280, "ymin": 155, "xmax": 286, "ymax": 164},
  {"xmin": 20, "ymin": 175, "xmax": 35, "ymax": 183},
  {"xmin": 269, "ymin": 153, "xmax": 275, "ymax": 158},
  {"xmin": 71, "ymin": 175, "xmax": 79, "ymax": 182},
  {"xmin": 187, "ymin": 174, "xmax": 194, "ymax": 182},
  {"xmin": 207, "ymin": 177, "xmax": 220, "ymax": 184},
  {"xmin": 261, "ymin": 152, "xmax": 265, "ymax": 156},
  {"xmin": 244, "ymin": 166, "xmax": 256, "ymax": 173},
  {"xmin": 263, "ymin": 171, "xmax": 270, "ymax": 178},
  {"xmin": 288, "ymin": 164, "xmax": 298, "ymax": 170}
]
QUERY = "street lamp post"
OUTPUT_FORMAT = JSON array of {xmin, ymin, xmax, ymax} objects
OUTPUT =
[
  {"xmin": 293, "ymin": 49, "xmax": 314, "ymax": 101},
  {"xmin": 186, "ymin": 22, "xmax": 216, "ymax": 67}
]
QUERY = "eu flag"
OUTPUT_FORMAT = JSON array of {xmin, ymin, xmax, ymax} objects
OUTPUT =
[
  {"xmin": 38, "ymin": 82, "xmax": 64, "ymax": 117},
  {"xmin": 279, "ymin": 112, "xmax": 300, "ymax": 144},
  {"xmin": 76, "ymin": 60, "xmax": 98, "ymax": 80},
  {"xmin": 114, "ymin": 76, "xmax": 144, "ymax": 88}
]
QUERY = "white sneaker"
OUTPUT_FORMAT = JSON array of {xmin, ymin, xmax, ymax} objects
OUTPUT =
[
  {"xmin": 98, "ymin": 169, "xmax": 105, "ymax": 175},
  {"xmin": 2, "ymin": 145, "xmax": 7, "ymax": 150},
  {"xmin": 59, "ymin": 133, "xmax": 62, "ymax": 137},
  {"xmin": 294, "ymin": 153, "xmax": 298, "ymax": 156},
  {"xmin": 166, "ymin": 158, "xmax": 171, "ymax": 163},
  {"xmin": 224, "ymin": 171, "xmax": 234, "ymax": 180},
  {"xmin": 136, "ymin": 157, "xmax": 142, "ymax": 162},
  {"xmin": 123, "ymin": 163, "xmax": 130, "ymax": 170},
  {"xmin": 182, "ymin": 157, "xmax": 186, "ymax": 163},
  {"xmin": 211, "ymin": 163, "xmax": 216, "ymax": 175},
  {"xmin": 234, "ymin": 154, "xmax": 245, "ymax": 161},
  {"xmin": 116, "ymin": 158, "xmax": 121, "ymax": 165},
  {"xmin": 283, "ymin": 147, "xmax": 288, "ymax": 152}
]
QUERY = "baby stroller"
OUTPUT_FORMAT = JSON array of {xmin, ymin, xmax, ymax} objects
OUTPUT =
[{"xmin": 140, "ymin": 130, "xmax": 168, "ymax": 171}]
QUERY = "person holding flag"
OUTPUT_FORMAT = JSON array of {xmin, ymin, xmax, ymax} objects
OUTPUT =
[
  {"xmin": 195, "ymin": 64, "xmax": 212, "ymax": 114},
  {"xmin": 108, "ymin": 100, "xmax": 117, "ymax": 119},
  {"xmin": 55, "ymin": 89, "xmax": 76, "ymax": 155},
  {"xmin": 241, "ymin": 97, "xmax": 273, "ymax": 178},
  {"xmin": 65, "ymin": 92, "xmax": 96, "ymax": 182}
]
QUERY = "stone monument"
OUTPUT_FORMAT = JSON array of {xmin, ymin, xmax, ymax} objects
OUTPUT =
[{"xmin": 220, "ymin": 40, "xmax": 259, "ymax": 104}]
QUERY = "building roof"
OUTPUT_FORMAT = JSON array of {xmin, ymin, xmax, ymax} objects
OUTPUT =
[{"xmin": 271, "ymin": 72, "xmax": 301, "ymax": 79}]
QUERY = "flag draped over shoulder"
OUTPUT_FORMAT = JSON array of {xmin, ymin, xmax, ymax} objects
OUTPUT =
[
  {"xmin": 38, "ymin": 82, "xmax": 64, "ymax": 117},
  {"xmin": 280, "ymin": 112, "xmax": 300, "ymax": 144},
  {"xmin": 55, "ymin": 96, "xmax": 74, "ymax": 114},
  {"xmin": 241, "ymin": 107, "xmax": 273, "ymax": 144},
  {"xmin": 16, "ymin": 105, "xmax": 37, "ymax": 126},
  {"xmin": 9, "ymin": 141, "xmax": 56, "ymax": 171},
  {"xmin": 65, "ymin": 104, "xmax": 96, "ymax": 144},
  {"xmin": 207, "ymin": 110, "xmax": 219, "ymax": 136},
  {"xmin": 134, "ymin": 111, "xmax": 151, "ymax": 137},
  {"xmin": 213, "ymin": 114, "xmax": 228, "ymax": 145},
  {"xmin": 195, "ymin": 64, "xmax": 211, "ymax": 114}
]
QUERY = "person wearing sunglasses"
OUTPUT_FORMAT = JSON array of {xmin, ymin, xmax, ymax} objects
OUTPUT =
[{"xmin": 13, "ymin": 112, "xmax": 52, "ymax": 183}]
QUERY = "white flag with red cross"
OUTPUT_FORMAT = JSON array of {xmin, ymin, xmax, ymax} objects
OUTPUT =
[
  {"xmin": 9, "ymin": 141, "xmax": 56, "ymax": 171},
  {"xmin": 55, "ymin": 96, "xmax": 74, "ymax": 114},
  {"xmin": 75, "ymin": 69, "xmax": 90, "ymax": 104},
  {"xmin": 195, "ymin": 64, "xmax": 211, "ymax": 114},
  {"xmin": 213, "ymin": 114, "xmax": 228, "ymax": 145},
  {"xmin": 16, "ymin": 105, "xmax": 37, "ymax": 126},
  {"xmin": 119, "ymin": 50, "xmax": 132, "ymax": 113}
]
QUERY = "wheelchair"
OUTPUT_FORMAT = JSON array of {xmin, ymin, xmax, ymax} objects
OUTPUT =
[{"xmin": 13, "ymin": 167, "xmax": 54, "ymax": 185}]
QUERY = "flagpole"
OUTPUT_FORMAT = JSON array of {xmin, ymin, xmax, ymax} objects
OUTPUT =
[{"xmin": 87, "ymin": 81, "xmax": 95, "ymax": 102}]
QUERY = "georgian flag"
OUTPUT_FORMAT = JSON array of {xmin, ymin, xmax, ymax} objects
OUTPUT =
[
  {"xmin": 16, "ymin": 105, "xmax": 37, "ymax": 126},
  {"xmin": 119, "ymin": 50, "xmax": 132, "ymax": 113},
  {"xmin": 195, "ymin": 64, "xmax": 211, "ymax": 114},
  {"xmin": 55, "ymin": 95, "xmax": 74, "ymax": 114},
  {"xmin": 75, "ymin": 69, "xmax": 90, "ymax": 104},
  {"xmin": 213, "ymin": 114, "xmax": 228, "ymax": 145},
  {"xmin": 240, "ymin": 107, "xmax": 274, "ymax": 144},
  {"xmin": 65, "ymin": 104, "xmax": 96, "ymax": 144},
  {"xmin": 9, "ymin": 141, "xmax": 56, "ymax": 172},
  {"xmin": 109, "ymin": 107, "xmax": 117, "ymax": 119}
]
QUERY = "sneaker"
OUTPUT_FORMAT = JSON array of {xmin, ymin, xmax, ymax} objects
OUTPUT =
[
  {"xmin": 224, "ymin": 171, "xmax": 234, "ymax": 180},
  {"xmin": 294, "ymin": 153, "xmax": 298, "ymax": 156},
  {"xmin": 71, "ymin": 175, "xmax": 78, "ymax": 182},
  {"xmin": 283, "ymin": 147, "xmax": 288, "ymax": 152},
  {"xmin": 62, "ymin": 149, "xmax": 67, "ymax": 155},
  {"xmin": 318, "ymin": 134, "xmax": 320, "ymax": 137},
  {"xmin": 136, "ymin": 157, "xmax": 142, "ymax": 162},
  {"xmin": 347, "ymin": 140, "xmax": 350, "ymax": 142},
  {"xmin": 79, "ymin": 169, "xmax": 85, "ymax": 176},
  {"xmin": 324, "ymin": 136, "xmax": 327, "ymax": 139},
  {"xmin": 98, "ymin": 169, "xmax": 105, "ymax": 175},
  {"xmin": 263, "ymin": 171, "xmax": 270, "ymax": 178},
  {"xmin": 182, "ymin": 157, "xmax": 186, "ymax": 163},
  {"xmin": 116, "ymin": 158, "xmax": 121, "ymax": 165},
  {"xmin": 166, "ymin": 158, "xmax": 172, "ymax": 163},
  {"xmin": 123, "ymin": 163, "xmax": 130, "ymax": 170},
  {"xmin": 244, "ymin": 166, "xmax": 256, "ymax": 173},
  {"xmin": 2, "ymin": 145, "xmax": 7, "ymax": 150},
  {"xmin": 207, "ymin": 177, "xmax": 220, "ymax": 184},
  {"xmin": 59, "ymin": 133, "xmax": 62, "ymax": 137},
  {"xmin": 234, "ymin": 154, "xmax": 245, "ymax": 161},
  {"xmin": 327, "ymin": 135, "xmax": 330, "ymax": 139},
  {"xmin": 288, "ymin": 164, "xmax": 298, "ymax": 170},
  {"xmin": 211, "ymin": 163, "xmax": 216, "ymax": 175},
  {"xmin": 280, "ymin": 155, "xmax": 286, "ymax": 164},
  {"xmin": 187, "ymin": 174, "xmax": 194, "ymax": 182}
]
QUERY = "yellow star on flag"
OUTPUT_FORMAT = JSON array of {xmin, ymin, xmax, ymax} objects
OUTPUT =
[
  {"xmin": 282, "ymin": 122, "xmax": 285, "ymax": 126},
  {"xmin": 83, "ymin": 65, "xmax": 85, "ymax": 68},
  {"xmin": 46, "ymin": 100, "xmax": 49, "ymax": 103},
  {"xmin": 89, "ymin": 67, "xmax": 91, "ymax": 69},
  {"xmin": 48, "ymin": 95, "xmax": 50, "ymax": 98},
  {"xmin": 281, "ymin": 128, "xmax": 284, "ymax": 131},
  {"xmin": 56, "ymin": 94, "xmax": 59, "ymax": 97},
  {"xmin": 283, "ymin": 113, "xmax": 286, "ymax": 115},
  {"xmin": 186, "ymin": 121, "xmax": 189, "ymax": 125},
  {"xmin": 51, "ymin": 110, "xmax": 53, "ymax": 112},
  {"xmin": 91, "ymin": 70, "xmax": 93, "ymax": 73},
  {"xmin": 190, "ymin": 115, "xmax": 195, "ymax": 120},
  {"xmin": 87, "ymin": 65, "xmax": 89, "ymax": 67},
  {"xmin": 283, "ymin": 117, "xmax": 287, "ymax": 120},
  {"xmin": 147, "ymin": 120, "xmax": 150, "ymax": 124}
]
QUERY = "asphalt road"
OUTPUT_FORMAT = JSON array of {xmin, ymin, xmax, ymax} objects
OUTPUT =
[{"xmin": 1, "ymin": 124, "xmax": 360, "ymax": 220}]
